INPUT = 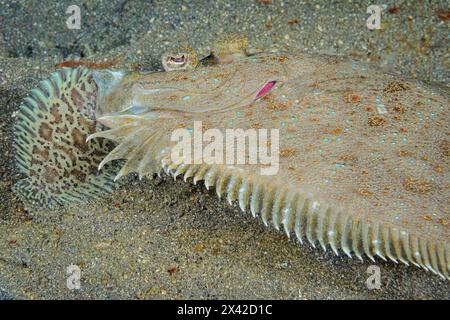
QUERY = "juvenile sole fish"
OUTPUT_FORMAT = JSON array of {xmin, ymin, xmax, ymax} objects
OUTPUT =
[{"xmin": 14, "ymin": 53, "xmax": 449, "ymax": 279}]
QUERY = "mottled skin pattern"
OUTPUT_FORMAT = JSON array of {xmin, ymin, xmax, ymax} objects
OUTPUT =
[
  {"xmin": 14, "ymin": 68, "xmax": 117, "ymax": 208},
  {"xmin": 13, "ymin": 52, "xmax": 449, "ymax": 279},
  {"xmin": 211, "ymin": 33, "xmax": 249, "ymax": 64},
  {"xmin": 90, "ymin": 52, "xmax": 449, "ymax": 278}
]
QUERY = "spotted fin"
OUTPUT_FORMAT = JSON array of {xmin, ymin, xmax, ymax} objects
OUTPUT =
[{"xmin": 13, "ymin": 67, "xmax": 119, "ymax": 209}]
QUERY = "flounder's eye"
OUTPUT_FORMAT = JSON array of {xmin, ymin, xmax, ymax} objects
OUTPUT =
[{"xmin": 169, "ymin": 55, "xmax": 186, "ymax": 64}]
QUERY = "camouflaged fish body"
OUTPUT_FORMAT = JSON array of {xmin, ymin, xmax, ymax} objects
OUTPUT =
[{"xmin": 14, "ymin": 52, "xmax": 449, "ymax": 279}]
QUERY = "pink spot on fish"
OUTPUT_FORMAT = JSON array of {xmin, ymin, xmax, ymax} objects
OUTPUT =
[{"xmin": 255, "ymin": 81, "xmax": 276, "ymax": 100}]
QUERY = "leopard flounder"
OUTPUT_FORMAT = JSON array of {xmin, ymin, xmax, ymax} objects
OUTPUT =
[{"xmin": 14, "ymin": 52, "xmax": 449, "ymax": 279}]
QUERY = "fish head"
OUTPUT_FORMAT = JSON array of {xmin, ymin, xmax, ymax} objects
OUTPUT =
[{"xmin": 94, "ymin": 54, "xmax": 290, "ymax": 128}]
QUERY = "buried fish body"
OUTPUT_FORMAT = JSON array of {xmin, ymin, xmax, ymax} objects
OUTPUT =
[{"xmin": 14, "ymin": 52, "xmax": 449, "ymax": 279}]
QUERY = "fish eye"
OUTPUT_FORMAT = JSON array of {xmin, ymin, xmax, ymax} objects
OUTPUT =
[{"xmin": 169, "ymin": 54, "xmax": 186, "ymax": 64}]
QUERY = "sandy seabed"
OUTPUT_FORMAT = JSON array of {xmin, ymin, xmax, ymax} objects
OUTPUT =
[{"xmin": 0, "ymin": 0, "xmax": 449, "ymax": 299}]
